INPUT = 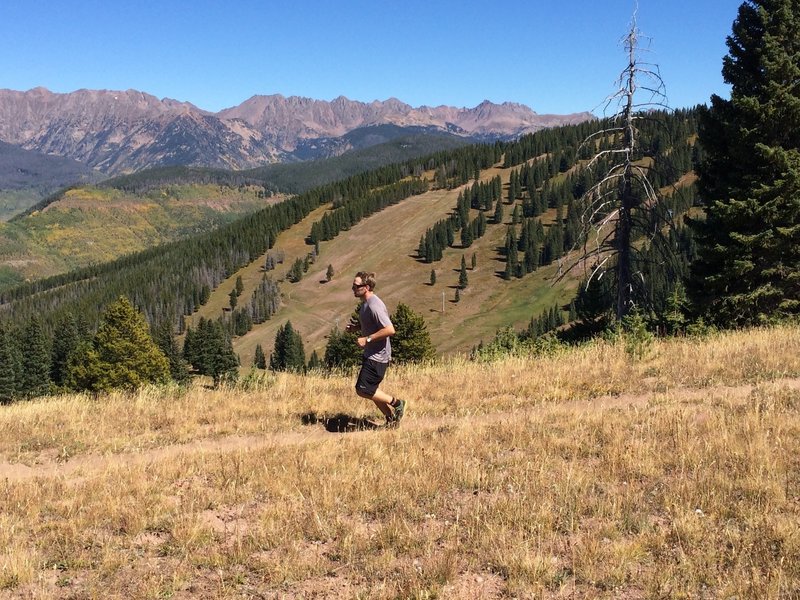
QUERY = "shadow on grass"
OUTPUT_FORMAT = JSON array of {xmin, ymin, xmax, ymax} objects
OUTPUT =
[{"xmin": 301, "ymin": 412, "xmax": 382, "ymax": 433}]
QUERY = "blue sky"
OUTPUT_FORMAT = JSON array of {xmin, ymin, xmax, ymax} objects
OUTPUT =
[{"xmin": 1, "ymin": 0, "xmax": 741, "ymax": 115}]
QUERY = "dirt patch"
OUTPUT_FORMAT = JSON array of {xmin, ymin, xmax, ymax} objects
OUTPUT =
[{"xmin": 441, "ymin": 571, "xmax": 505, "ymax": 599}]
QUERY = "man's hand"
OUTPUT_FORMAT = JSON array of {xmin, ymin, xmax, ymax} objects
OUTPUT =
[{"xmin": 356, "ymin": 336, "xmax": 367, "ymax": 348}]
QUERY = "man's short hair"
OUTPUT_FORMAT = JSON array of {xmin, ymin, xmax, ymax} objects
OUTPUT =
[{"xmin": 355, "ymin": 271, "xmax": 376, "ymax": 290}]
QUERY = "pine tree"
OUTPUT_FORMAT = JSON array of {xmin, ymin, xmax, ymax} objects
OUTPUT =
[
  {"xmin": 512, "ymin": 204, "xmax": 522, "ymax": 224},
  {"xmin": 71, "ymin": 296, "xmax": 170, "ymax": 393},
  {"xmin": 460, "ymin": 223, "xmax": 473, "ymax": 248},
  {"xmin": 51, "ymin": 314, "xmax": 80, "ymax": 388},
  {"xmin": 307, "ymin": 350, "xmax": 322, "ymax": 371},
  {"xmin": 204, "ymin": 321, "xmax": 239, "ymax": 386},
  {"xmin": 664, "ymin": 282, "xmax": 688, "ymax": 335},
  {"xmin": 0, "ymin": 327, "xmax": 17, "ymax": 403},
  {"xmin": 436, "ymin": 165, "xmax": 447, "ymax": 189},
  {"xmin": 326, "ymin": 264, "xmax": 335, "ymax": 282},
  {"xmin": 232, "ymin": 308, "xmax": 253, "ymax": 336},
  {"xmin": 446, "ymin": 221, "xmax": 455, "ymax": 247},
  {"xmin": 688, "ymin": 0, "xmax": 800, "ymax": 326},
  {"xmin": 19, "ymin": 316, "xmax": 51, "ymax": 398},
  {"xmin": 476, "ymin": 212, "xmax": 487, "ymax": 238},
  {"xmin": 391, "ymin": 303, "xmax": 435, "ymax": 364},
  {"xmin": 270, "ymin": 321, "xmax": 306, "ymax": 372},
  {"xmin": 430, "ymin": 269, "xmax": 437, "ymax": 285},
  {"xmin": 182, "ymin": 323, "xmax": 200, "ymax": 370},
  {"xmin": 254, "ymin": 343, "xmax": 267, "ymax": 369},
  {"xmin": 288, "ymin": 258, "xmax": 304, "ymax": 282},
  {"xmin": 494, "ymin": 199, "xmax": 504, "ymax": 224},
  {"xmin": 64, "ymin": 339, "xmax": 100, "ymax": 393},
  {"xmin": 199, "ymin": 284, "xmax": 211, "ymax": 305},
  {"xmin": 152, "ymin": 320, "xmax": 190, "ymax": 384},
  {"xmin": 459, "ymin": 256, "xmax": 469, "ymax": 289},
  {"xmin": 323, "ymin": 327, "xmax": 361, "ymax": 370},
  {"xmin": 503, "ymin": 259, "xmax": 513, "ymax": 281}
]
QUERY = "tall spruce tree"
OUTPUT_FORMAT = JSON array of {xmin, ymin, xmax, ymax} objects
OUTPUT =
[
  {"xmin": 0, "ymin": 327, "xmax": 17, "ymax": 403},
  {"xmin": 688, "ymin": 0, "xmax": 800, "ymax": 326},
  {"xmin": 204, "ymin": 320, "xmax": 239, "ymax": 386},
  {"xmin": 152, "ymin": 320, "xmax": 190, "ymax": 384},
  {"xmin": 254, "ymin": 343, "xmax": 267, "ymax": 369},
  {"xmin": 459, "ymin": 255, "xmax": 469, "ymax": 289},
  {"xmin": 51, "ymin": 314, "xmax": 80, "ymax": 388},
  {"xmin": 494, "ymin": 199, "xmax": 504, "ymax": 225},
  {"xmin": 307, "ymin": 350, "xmax": 322, "ymax": 371},
  {"xmin": 19, "ymin": 316, "xmax": 51, "ymax": 398},
  {"xmin": 460, "ymin": 223, "xmax": 473, "ymax": 248},
  {"xmin": 270, "ymin": 321, "xmax": 306, "ymax": 372}
]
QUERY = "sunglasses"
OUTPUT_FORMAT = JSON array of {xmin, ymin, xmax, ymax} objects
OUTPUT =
[{"xmin": 352, "ymin": 283, "xmax": 366, "ymax": 289}]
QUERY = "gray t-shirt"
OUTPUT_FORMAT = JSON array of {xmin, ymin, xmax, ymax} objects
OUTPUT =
[{"xmin": 359, "ymin": 294, "xmax": 392, "ymax": 363}]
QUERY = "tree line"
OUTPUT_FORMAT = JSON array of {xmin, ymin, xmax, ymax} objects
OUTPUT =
[{"xmin": 261, "ymin": 302, "xmax": 436, "ymax": 375}]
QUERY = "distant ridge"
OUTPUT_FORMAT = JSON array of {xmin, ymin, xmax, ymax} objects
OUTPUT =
[
  {"xmin": 0, "ymin": 140, "xmax": 99, "ymax": 191},
  {"xmin": 0, "ymin": 88, "xmax": 594, "ymax": 175},
  {"xmin": 217, "ymin": 94, "xmax": 592, "ymax": 147}
]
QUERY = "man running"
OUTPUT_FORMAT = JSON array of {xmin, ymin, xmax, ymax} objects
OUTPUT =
[{"xmin": 346, "ymin": 271, "xmax": 406, "ymax": 427}]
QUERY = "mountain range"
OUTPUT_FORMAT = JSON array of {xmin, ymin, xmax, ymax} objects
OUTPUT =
[{"xmin": 0, "ymin": 88, "xmax": 593, "ymax": 175}]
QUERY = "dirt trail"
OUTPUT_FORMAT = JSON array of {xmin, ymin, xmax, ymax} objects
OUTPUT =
[{"xmin": 2, "ymin": 378, "xmax": 798, "ymax": 484}]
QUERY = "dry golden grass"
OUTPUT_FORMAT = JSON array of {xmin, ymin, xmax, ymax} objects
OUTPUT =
[{"xmin": 1, "ymin": 324, "xmax": 799, "ymax": 598}]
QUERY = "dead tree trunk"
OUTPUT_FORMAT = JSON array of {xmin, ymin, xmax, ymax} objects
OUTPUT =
[
  {"xmin": 616, "ymin": 30, "xmax": 638, "ymax": 320},
  {"xmin": 556, "ymin": 12, "xmax": 668, "ymax": 323}
]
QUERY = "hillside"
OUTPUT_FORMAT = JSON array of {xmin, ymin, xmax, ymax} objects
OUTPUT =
[
  {"xmin": 0, "ymin": 111, "xmax": 698, "ymax": 378},
  {"xmin": 0, "ymin": 141, "xmax": 101, "ymax": 220},
  {"xmin": 191, "ymin": 158, "xmax": 578, "ymax": 361},
  {"xmin": 186, "ymin": 111, "xmax": 698, "ymax": 362},
  {"xmin": 0, "ymin": 130, "xmax": 474, "ymax": 290},
  {"xmin": 1, "ymin": 325, "xmax": 797, "ymax": 598},
  {"xmin": 0, "ymin": 184, "xmax": 278, "ymax": 289}
]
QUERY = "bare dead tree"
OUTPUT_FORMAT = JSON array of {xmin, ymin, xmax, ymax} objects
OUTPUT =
[{"xmin": 557, "ymin": 10, "xmax": 669, "ymax": 321}]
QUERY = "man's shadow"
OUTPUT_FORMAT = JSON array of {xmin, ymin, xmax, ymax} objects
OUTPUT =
[{"xmin": 301, "ymin": 412, "xmax": 381, "ymax": 433}]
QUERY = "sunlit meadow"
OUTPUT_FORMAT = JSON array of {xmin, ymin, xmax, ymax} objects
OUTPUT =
[{"xmin": 1, "ymin": 324, "xmax": 798, "ymax": 598}]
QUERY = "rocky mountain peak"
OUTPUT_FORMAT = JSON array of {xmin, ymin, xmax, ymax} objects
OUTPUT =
[{"xmin": 0, "ymin": 87, "xmax": 594, "ymax": 174}]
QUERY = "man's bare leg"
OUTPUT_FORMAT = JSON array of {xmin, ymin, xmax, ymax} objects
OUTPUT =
[{"xmin": 358, "ymin": 388, "xmax": 394, "ymax": 419}]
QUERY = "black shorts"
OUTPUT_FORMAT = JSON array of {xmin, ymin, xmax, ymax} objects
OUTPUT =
[{"xmin": 355, "ymin": 358, "xmax": 389, "ymax": 397}]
